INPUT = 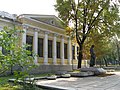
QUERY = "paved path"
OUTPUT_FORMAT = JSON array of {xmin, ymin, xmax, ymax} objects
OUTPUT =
[{"xmin": 36, "ymin": 72, "xmax": 120, "ymax": 90}]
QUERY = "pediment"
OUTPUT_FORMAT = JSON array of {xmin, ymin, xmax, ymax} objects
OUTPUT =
[{"xmin": 23, "ymin": 14, "xmax": 64, "ymax": 29}]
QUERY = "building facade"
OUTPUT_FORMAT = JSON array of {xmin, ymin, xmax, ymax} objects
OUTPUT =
[{"xmin": 0, "ymin": 11, "xmax": 79, "ymax": 73}]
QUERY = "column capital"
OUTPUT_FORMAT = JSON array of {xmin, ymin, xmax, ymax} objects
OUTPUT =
[
  {"xmin": 68, "ymin": 36, "xmax": 71, "ymax": 39},
  {"xmin": 44, "ymin": 31, "xmax": 49, "ymax": 34},
  {"xmin": 23, "ymin": 25, "xmax": 28, "ymax": 29},
  {"xmin": 34, "ymin": 28, "xmax": 39, "ymax": 32},
  {"xmin": 53, "ymin": 33, "xmax": 58, "ymax": 37}
]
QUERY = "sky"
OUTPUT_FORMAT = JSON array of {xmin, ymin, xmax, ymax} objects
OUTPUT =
[{"xmin": 0, "ymin": 0, "xmax": 58, "ymax": 16}]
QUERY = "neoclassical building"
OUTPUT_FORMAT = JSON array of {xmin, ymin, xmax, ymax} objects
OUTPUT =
[{"xmin": 0, "ymin": 11, "xmax": 80, "ymax": 72}]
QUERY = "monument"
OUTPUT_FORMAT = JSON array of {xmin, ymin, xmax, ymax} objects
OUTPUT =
[
  {"xmin": 80, "ymin": 45, "xmax": 106, "ymax": 75},
  {"xmin": 90, "ymin": 45, "xmax": 96, "ymax": 67}
]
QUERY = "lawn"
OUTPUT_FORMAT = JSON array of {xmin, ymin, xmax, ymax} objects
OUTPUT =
[
  {"xmin": 0, "ymin": 73, "xmax": 53, "ymax": 90},
  {"xmin": 0, "ymin": 75, "xmax": 22, "ymax": 90}
]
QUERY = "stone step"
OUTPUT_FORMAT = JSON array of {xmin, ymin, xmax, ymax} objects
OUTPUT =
[
  {"xmin": 69, "ymin": 71, "xmax": 94, "ymax": 77},
  {"xmin": 80, "ymin": 67, "xmax": 107, "ymax": 75}
]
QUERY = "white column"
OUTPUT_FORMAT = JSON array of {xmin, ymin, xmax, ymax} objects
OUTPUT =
[
  {"xmin": 60, "ymin": 36, "xmax": 64, "ymax": 65},
  {"xmin": 53, "ymin": 34, "xmax": 57, "ymax": 64},
  {"xmin": 68, "ymin": 37, "xmax": 72, "ymax": 65},
  {"xmin": 33, "ymin": 30, "xmax": 38, "ymax": 64},
  {"xmin": 43, "ymin": 32, "xmax": 48, "ymax": 65},
  {"xmin": 75, "ymin": 45, "xmax": 78, "ymax": 60},
  {"xmin": 22, "ymin": 26, "xmax": 27, "ymax": 47},
  {"xmin": 84, "ymin": 60, "xmax": 88, "ymax": 67}
]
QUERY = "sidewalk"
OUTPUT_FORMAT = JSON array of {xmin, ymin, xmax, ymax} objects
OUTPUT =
[{"xmin": 36, "ymin": 72, "xmax": 120, "ymax": 90}]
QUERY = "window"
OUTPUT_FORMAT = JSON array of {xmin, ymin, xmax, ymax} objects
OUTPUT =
[
  {"xmin": 57, "ymin": 42, "xmax": 60, "ymax": 58},
  {"xmin": 72, "ymin": 46, "xmax": 75, "ymax": 59},
  {"xmin": 2, "ymin": 48, "xmax": 10, "ymax": 55},
  {"xmin": 26, "ymin": 35, "xmax": 33, "ymax": 55},
  {"xmin": 48, "ymin": 40, "xmax": 52, "ymax": 58},
  {"xmin": 64, "ymin": 43, "xmax": 67, "ymax": 59},
  {"xmin": 38, "ymin": 38, "xmax": 43, "ymax": 57}
]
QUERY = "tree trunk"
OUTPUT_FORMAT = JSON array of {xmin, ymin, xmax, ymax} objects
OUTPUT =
[
  {"xmin": 104, "ymin": 57, "xmax": 108, "ymax": 67},
  {"xmin": 10, "ymin": 65, "xmax": 13, "ymax": 75},
  {"xmin": 78, "ymin": 44, "xmax": 83, "ymax": 68},
  {"xmin": 117, "ymin": 44, "xmax": 120, "ymax": 65},
  {"xmin": 100, "ymin": 59, "xmax": 102, "ymax": 68}
]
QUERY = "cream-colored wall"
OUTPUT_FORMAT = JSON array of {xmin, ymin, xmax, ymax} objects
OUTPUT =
[
  {"xmin": 0, "ymin": 13, "xmax": 78, "ymax": 66},
  {"xmin": 20, "ymin": 16, "xmax": 78, "ymax": 65},
  {"xmin": 0, "ymin": 19, "xmax": 14, "ymax": 28},
  {"xmin": 25, "ymin": 30, "xmax": 72, "ymax": 65}
]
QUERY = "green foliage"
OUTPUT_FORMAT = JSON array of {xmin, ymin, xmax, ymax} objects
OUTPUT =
[
  {"xmin": 0, "ymin": 26, "xmax": 36, "ymax": 79},
  {"xmin": 0, "ymin": 84, "xmax": 21, "ymax": 90},
  {"xmin": 55, "ymin": 0, "xmax": 120, "ymax": 39},
  {"xmin": 0, "ymin": 75, "xmax": 14, "ymax": 85},
  {"xmin": 0, "ymin": 75, "xmax": 21, "ymax": 90},
  {"xmin": 55, "ymin": 0, "xmax": 120, "ymax": 68}
]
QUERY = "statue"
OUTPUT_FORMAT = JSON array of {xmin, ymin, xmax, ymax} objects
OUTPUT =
[
  {"xmin": 80, "ymin": 45, "xmax": 106, "ymax": 75},
  {"xmin": 90, "ymin": 45, "xmax": 96, "ymax": 67}
]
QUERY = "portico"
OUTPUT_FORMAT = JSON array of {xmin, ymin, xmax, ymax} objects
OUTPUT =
[{"xmin": 22, "ymin": 24, "xmax": 73, "ymax": 65}]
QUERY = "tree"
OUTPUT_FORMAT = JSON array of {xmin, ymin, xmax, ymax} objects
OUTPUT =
[
  {"xmin": 0, "ymin": 26, "xmax": 36, "ymax": 78},
  {"xmin": 111, "ymin": 34, "xmax": 120, "ymax": 65},
  {"xmin": 55, "ymin": 0, "xmax": 120, "ymax": 68}
]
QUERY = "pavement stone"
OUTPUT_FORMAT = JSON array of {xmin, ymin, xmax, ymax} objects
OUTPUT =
[{"xmin": 36, "ymin": 72, "xmax": 120, "ymax": 90}]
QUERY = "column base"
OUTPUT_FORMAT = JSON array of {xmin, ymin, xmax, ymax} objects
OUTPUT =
[
  {"xmin": 68, "ymin": 60, "xmax": 72, "ymax": 65},
  {"xmin": 34, "ymin": 63, "xmax": 39, "ymax": 66},
  {"xmin": 53, "ymin": 62, "xmax": 57, "ymax": 65},
  {"xmin": 61, "ymin": 59, "xmax": 64, "ymax": 65},
  {"xmin": 68, "ymin": 63, "xmax": 72, "ymax": 65},
  {"xmin": 34, "ymin": 58, "xmax": 38, "ymax": 65},
  {"xmin": 53, "ymin": 63, "xmax": 58, "ymax": 65},
  {"xmin": 44, "ymin": 62, "xmax": 49, "ymax": 65},
  {"xmin": 61, "ymin": 63, "xmax": 65, "ymax": 65}
]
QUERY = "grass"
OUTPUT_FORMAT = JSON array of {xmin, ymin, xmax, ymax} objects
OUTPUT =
[
  {"xmin": 0, "ymin": 75, "xmax": 15, "ymax": 85},
  {"xmin": 0, "ymin": 73, "xmax": 54, "ymax": 90},
  {"xmin": 0, "ymin": 75, "xmax": 22, "ymax": 90},
  {"xmin": 0, "ymin": 84, "xmax": 21, "ymax": 90}
]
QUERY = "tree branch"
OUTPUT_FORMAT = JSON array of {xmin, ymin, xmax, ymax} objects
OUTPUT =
[
  {"xmin": 87, "ymin": 0, "xmax": 109, "ymax": 34},
  {"xmin": 82, "ymin": 0, "xmax": 91, "ymax": 44}
]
